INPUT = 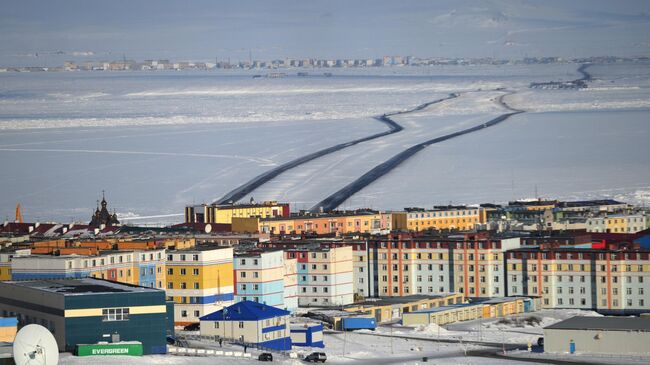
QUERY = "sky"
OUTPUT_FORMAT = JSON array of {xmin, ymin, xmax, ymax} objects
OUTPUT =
[{"xmin": 1, "ymin": 0, "xmax": 650, "ymax": 65}]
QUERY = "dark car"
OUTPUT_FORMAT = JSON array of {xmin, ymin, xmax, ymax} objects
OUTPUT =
[
  {"xmin": 183, "ymin": 323, "xmax": 200, "ymax": 331},
  {"xmin": 537, "ymin": 337, "xmax": 544, "ymax": 346},
  {"xmin": 166, "ymin": 336, "xmax": 176, "ymax": 345},
  {"xmin": 304, "ymin": 352, "xmax": 327, "ymax": 363},
  {"xmin": 258, "ymin": 352, "xmax": 273, "ymax": 361}
]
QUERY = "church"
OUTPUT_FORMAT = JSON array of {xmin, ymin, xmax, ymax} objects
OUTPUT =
[{"xmin": 90, "ymin": 192, "xmax": 120, "ymax": 227}]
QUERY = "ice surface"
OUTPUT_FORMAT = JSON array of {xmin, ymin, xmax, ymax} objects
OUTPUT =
[{"xmin": 1, "ymin": 63, "xmax": 648, "ymax": 223}]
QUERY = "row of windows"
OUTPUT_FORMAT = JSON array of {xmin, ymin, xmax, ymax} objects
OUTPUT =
[
  {"xmin": 513, "ymin": 274, "xmax": 644, "ymax": 284},
  {"xmin": 408, "ymin": 210, "xmax": 478, "ymax": 218},
  {"xmin": 167, "ymin": 254, "xmax": 201, "ymax": 262},
  {"xmin": 167, "ymin": 282, "xmax": 201, "ymax": 289},
  {"xmin": 168, "ymin": 268, "xmax": 200, "ymax": 276},
  {"xmin": 553, "ymin": 298, "xmax": 646, "ymax": 307},
  {"xmin": 286, "ymin": 252, "xmax": 329, "ymax": 259},
  {"xmin": 300, "ymin": 286, "xmax": 330, "ymax": 293},
  {"xmin": 102, "ymin": 307, "xmax": 129, "ymax": 322}
]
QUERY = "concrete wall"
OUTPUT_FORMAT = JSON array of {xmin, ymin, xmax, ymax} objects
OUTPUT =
[{"xmin": 544, "ymin": 328, "xmax": 650, "ymax": 355}]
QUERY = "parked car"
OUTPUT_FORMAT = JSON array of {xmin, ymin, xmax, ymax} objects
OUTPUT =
[
  {"xmin": 258, "ymin": 352, "xmax": 273, "ymax": 361},
  {"xmin": 304, "ymin": 352, "xmax": 327, "ymax": 363},
  {"xmin": 183, "ymin": 323, "xmax": 200, "ymax": 331},
  {"xmin": 166, "ymin": 336, "xmax": 176, "ymax": 345},
  {"xmin": 537, "ymin": 337, "xmax": 544, "ymax": 346}
]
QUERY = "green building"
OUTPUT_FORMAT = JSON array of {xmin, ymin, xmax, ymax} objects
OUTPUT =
[{"xmin": 0, "ymin": 278, "xmax": 173, "ymax": 354}]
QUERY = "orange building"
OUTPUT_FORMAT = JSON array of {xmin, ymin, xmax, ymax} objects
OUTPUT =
[{"xmin": 232, "ymin": 211, "xmax": 390, "ymax": 235}]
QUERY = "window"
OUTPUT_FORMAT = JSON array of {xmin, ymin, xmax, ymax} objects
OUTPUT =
[
  {"xmin": 194, "ymin": 283, "xmax": 199, "ymax": 289},
  {"xmin": 180, "ymin": 282, "xmax": 187, "ymax": 289},
  {"xmin": 102, "ymin": 308, "xmax": 129, "ymax": 321},
  {"xmin": 193, "ymin": 268, "xmax": 199, "ymax": 275},
  {"xmin": 181, "ymin": 310, "xmax": 187, "ymax": 318},
  {"xmin": 194, "ymin": 310, "xmax": 200, "ymax": 317},
  {"xmin": 180, "ymin": 268, "xmax": 186, "ymax": 275},
  {"xmin": 240, "ymin": 272, "xmax": 247, "ymax": 278},
  {"xmin": 239, "ymin": 322, "xmax": 244, "ymax": 329}
]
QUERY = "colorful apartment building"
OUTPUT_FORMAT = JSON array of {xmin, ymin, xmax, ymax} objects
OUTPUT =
[
  {"xmin": 283, "ymin": 245, "xmax": 354, "ymax": 306},
  {"xmin": 283, "ymin": 257, "xmax": 298, "ymax": 311},
  {"xmin": 232, "ymin": 210, "xmax": 389, "ymax": 235},
  {"xmin": 185, "ymin": 201, "xmax": 289, "ymax": 224},
  {"xmin": 234, "ymin": 250, "xmax": 297, "ymax": 311},
  {"xmin": 586, "ymin": 214, "xmax": 647, "ymax": 233},
  {"xmin": 359, "ymin": 232, "xmax": 520, "ymax": 298},
  {"xmin": 506, "ymin": 247, "xmax": 650, "ymax": 314},
  {"xmin": 9, "ymin": 249, "xmax": 166, "ymax": 289},
  {"xmin": 166, "ymin": 245, "xmax": 234, "ymax": 325},
  {"xmin": 392, "ymin": 206, "xmax": 484, "ymax": 232}
]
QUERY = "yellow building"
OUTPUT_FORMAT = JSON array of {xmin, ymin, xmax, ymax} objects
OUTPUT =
[
  {"xmin": 166, "ymin": 245, "xmax": 234, "ymax": 325},
  {"xmin": 343, "ymin": 293, "xmax": 464, "ymax": 323},
  {"xmin": 185, "ymin": 201, "xmax": 289, "ymax": 224},
  {"xmin": 586, "ymin": 214, "xmax": 647, "ymax": 233},
  {"xmin": 392, "ymin": 206, "xmax": 484, "ymax": 232}
]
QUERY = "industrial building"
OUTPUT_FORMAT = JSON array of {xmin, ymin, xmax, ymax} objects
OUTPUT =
[
  {"xmin": 343, "ymin": 294, "xmax": 464, "ymax": 323},
  {"xmin": 0, "ymin": 278, "xmax": 172, "ymax": 354},
  {"xmin": 544, "ymin": 316, "xmax": 650, "ymax": 355},
  {"xmin": 199, "ymin": 300, "xmax": 291, "ymax": 350},
  {"xmin": 185, "ymin": 200, "xmax": 289, "ymax": 224}
]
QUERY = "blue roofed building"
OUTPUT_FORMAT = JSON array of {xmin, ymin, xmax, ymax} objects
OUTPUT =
[{"xmin": 199, "ymin": 300, "xmax": 291, "ymax": 350}]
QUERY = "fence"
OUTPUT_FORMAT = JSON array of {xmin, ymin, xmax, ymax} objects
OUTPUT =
[
  {"xmin": 168, "ymin": 345, "xmax": 253, "ymax": 358},
  {"xmin": 174, "ymin": 333, "xmax": 298, "ymax": 358}
]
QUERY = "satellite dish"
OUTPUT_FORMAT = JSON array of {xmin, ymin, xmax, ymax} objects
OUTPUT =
[{"xmin": 13, "ymin": 324, "xmax": 59, "ymax": 365}]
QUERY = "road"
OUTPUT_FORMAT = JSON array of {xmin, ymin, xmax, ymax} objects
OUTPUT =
[
  {"xmin": 310, "ymin": 92, "xmax": 524, "ymax": 212},
  {"xmin": 213, "ymin": 93, "xmax": 459, "ymax": 204}
]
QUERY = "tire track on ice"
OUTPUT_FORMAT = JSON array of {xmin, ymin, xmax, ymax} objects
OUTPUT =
[
  {"xmin": 214, "ymin": 93, "xmax": 460, "ymax": 204},
  {"xmin": 311, "ymin": 92, "xmax": 524, "ymax": 212}
]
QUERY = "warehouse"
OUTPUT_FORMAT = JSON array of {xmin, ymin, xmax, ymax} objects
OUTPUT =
[
  {"xmin": 200, "ymin": 300, "xmax": 292, "ymax": 350},
  {"xmin": 544, "ymin": 316, "xmax": 650, "ymax": 355},
  {"xmin": 0, "ymin": 278, "xmax": 172, "ymax": 354},
  {"xmin": 402, "ymin": 303, "xmax": 484, "ymax": 326}
]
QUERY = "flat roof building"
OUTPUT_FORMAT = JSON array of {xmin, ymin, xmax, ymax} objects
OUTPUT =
[
  {"xmin": 544, "ymin": 316, "xmax": 650, "ymax": 355},
  {"xmin": 0, "ymin": 278, "xmax": 172, "ymax": 354}
]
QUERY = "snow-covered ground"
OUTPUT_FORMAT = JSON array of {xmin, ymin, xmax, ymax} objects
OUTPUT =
[{"xmin": 1, "ymin": 63, "xmax": 648, "ymax": 222}]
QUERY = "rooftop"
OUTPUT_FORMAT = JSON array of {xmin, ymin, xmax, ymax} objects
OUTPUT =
[
  {"xmin": 1, "ymin": 277, "xmax": 161, "ymax": 295},
  {"xmin": 544, "ymin": 316, "xmax": 650, "ymax": 332},
  {"xmin": 348, "ymin": 294, "xmax": 457, "ymax": 308},
  {"xmin": 200, "ymin": 300, "xmax": 290, "ymax": 321},
  {"xmin": 173, "ymin": 244, "xmax": 232, "ymax": 253}
]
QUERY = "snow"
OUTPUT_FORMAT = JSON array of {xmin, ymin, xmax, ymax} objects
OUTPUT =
[{"xmin": 1, "ymin": 63, "xmax": 649, "ymax": 222}]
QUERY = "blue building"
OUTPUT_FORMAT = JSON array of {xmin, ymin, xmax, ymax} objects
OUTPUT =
[
  {"xmin": 290, "ymin": 323, "xmax": 324, "ymax": 348},
  {"xmin": 199, "ymin": 301, "xmax": 291, "ymax": 350}
]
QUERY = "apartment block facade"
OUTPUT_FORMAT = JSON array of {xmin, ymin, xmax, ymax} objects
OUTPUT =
[
  {"xmin": 392, "ymin": 206, "xmax": 484, "ymax": 232},
  {"xmin": 284, "ymin": 246, "xmax": 354, "ymax": 306},
  {"xmin": 506, "ymin": 247, "xmax": 650, "ymax": 314},
  {"xmin": 234, "ymin": 250, "xmax": 297, "ymax": 311},
  {"xmin": 166, "ymin": 246, "xmax": 234, "ymax": 325},
  {"xmin": 232, "ymin": 211, "xmax": 389, "ymax": 235},
  {"xmin": 357, "ymin": 233, "xmax": 520, "ymax": 298},
  {"xmin": 10, "ymin": 249, "xmax": 166, "ymax": 289}
]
